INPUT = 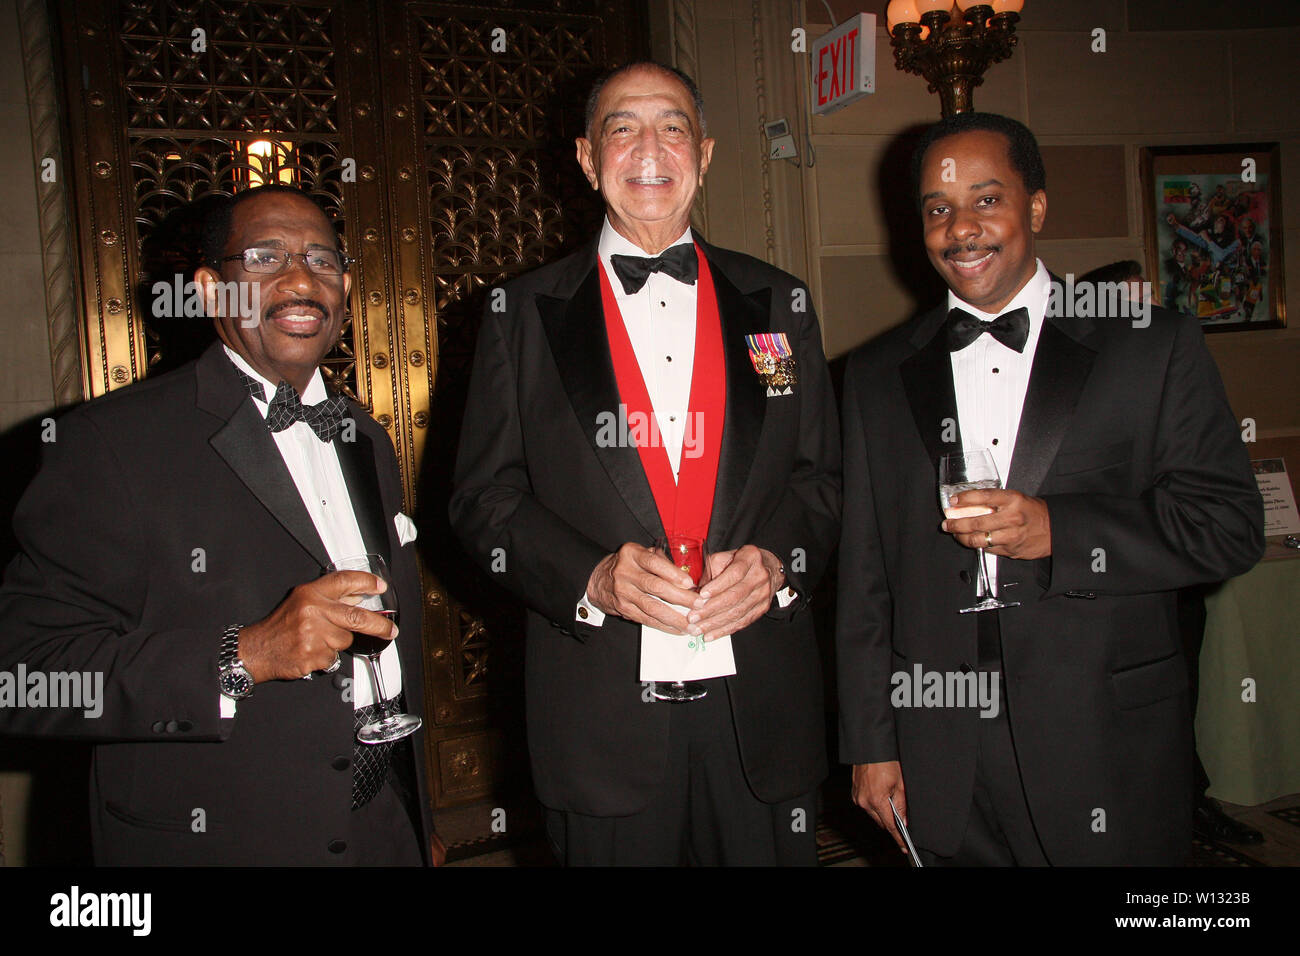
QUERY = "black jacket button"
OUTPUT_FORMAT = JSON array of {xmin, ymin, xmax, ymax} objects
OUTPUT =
[
  {"xmin": 177, "ymin": 720, "xmax": 193, "ymax": 732},
  {"xmin": 959, "ymin": 569, "xmax": 972, "ymax": 584},
  {"xmin": 328, "ymin": 840, "xmax": 347, "ymax": 854},
  {"xmin": 151, "ymin": 721, "xmax": 165, "ymax": 734},
  {"xmin": 165, "ymin": 720, "xmax": 179, "ymax": 734},
  {"xmin": 332, "ymin": 756, "xmax": 350, "ymax": 771}
]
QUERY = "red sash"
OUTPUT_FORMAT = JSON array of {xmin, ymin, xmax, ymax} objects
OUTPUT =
[{"xmin": 598, "ymin": 244, "xmax": 726, "ymax": 540}]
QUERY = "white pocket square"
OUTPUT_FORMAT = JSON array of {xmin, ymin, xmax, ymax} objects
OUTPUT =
[{"xmin": 394, "ymin": 512, "xmax": 418, "ymax": 546}]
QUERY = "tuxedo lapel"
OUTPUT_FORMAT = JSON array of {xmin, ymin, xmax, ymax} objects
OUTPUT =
[
  {"xmin": 197, "ymin": 347, "xmax": 330, "ymax": 568},
  {"xmin": 703, "ymin": 247, "xmax": 769, "ymax": 546},
  {"xmin": 900, "ymin": 306, "xmax": 962, "ymax": 471},
  {"xmin": 333, "ymin": 426, "xmax": 392, "ymax": 567},
  {"xmin": 537, "ymin": 251, "xmax": 663, "ymax": 542},
  {"xmin": 1006, "ymin": 313, "xmax": 1098, "ymax": 496}
]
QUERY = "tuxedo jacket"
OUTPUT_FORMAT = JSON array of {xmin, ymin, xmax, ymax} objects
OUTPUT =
[
  {"xmin": 449, "ymin": 236, "xmax": 841, "ymax": 816},
  {"xmin": 0, "ymin": 343, "xmax": 431, "ymax": 865},
  {"xmin": 836, "ymin": 296, "xmax": 1264, "ymax": 864}
]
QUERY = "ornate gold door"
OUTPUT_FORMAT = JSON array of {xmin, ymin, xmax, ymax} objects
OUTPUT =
[{"xmin": 56, "ymin": 0, "xmax": 646, "ymax": 807}]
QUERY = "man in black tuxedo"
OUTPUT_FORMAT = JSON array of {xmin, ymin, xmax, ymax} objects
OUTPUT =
[
  {"xmin": 0, "ymin": 185, "xmax": 432, "ymax": 865},
  {"xmin": 450, "ymin": 63, "xmax": 840, "ymax": 865},
  {"xmin": 837, "ymin": 113, "xmax": 1263, "ymax": 865},
  {"xmin": 1078, "ymin": 260, "xmax": 1263, "ymax": 848}
]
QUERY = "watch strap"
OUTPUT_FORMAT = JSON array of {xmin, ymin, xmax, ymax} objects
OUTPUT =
[{"xmin": 219, "ymin": 624, "xmax": 254, "ymax": 699}]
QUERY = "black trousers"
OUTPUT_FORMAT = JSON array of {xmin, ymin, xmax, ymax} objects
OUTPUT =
[
  {"xmin": 545, "ymin": 679, "xmax": 818, "ymax": 866},
  {"xmin": 920, "ymin": 611, "xmax": 1049, "ymax": 867}
]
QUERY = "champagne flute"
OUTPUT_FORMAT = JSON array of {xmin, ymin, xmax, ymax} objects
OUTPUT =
[
  {"xmin": 938, "ymin": 451, "xmax": 1021, "ymax": 614},
  {"xmin": 651, "ymin": 535, "xmax": 708, "ymax": 702},
  {"xmin": 325, "ymin": 553, "xmax": 423, "ymax": 743}
]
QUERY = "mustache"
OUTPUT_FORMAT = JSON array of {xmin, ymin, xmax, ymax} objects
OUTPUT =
[
  {"xmin": 266, "ymin": 298, "xmax": 328, "ymax": 320},
  {"xmin": 943, "ymin": 242, "xmax": 1000, "ymax": 260}
]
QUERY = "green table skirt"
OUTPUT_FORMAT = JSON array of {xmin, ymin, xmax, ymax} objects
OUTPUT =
[{"xmin": 1196, "ymin": 554, "xmax": 1300, "ymax": 806}]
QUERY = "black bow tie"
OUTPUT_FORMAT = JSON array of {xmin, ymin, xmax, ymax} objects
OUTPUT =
[
  {"xmin": 235, "ymin": 368, "xmax": 349, "ymax": 442},
  {"xmin": 609, "ymin": 244, "xmax": 699, "ymax": 295},
  {"xmin": 946, "ymin": 306, "xmax": 1030, "ymax": 354}
]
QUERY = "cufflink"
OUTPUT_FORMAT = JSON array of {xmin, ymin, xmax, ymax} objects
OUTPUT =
[{"xmin": 578, "ymin": 606, "xmax": 589, "ymax": 620}]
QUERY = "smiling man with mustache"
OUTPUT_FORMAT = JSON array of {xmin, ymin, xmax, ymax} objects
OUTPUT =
[
  {"xmin": 0, "ymin": 185, "xmax": 435, "ymax": 865},
  {"xmin": 836, "ymin": 113, "xmax": 1262, "ymax": 866}
]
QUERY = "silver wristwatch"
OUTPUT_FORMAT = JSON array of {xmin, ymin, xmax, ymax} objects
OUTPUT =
[{"xmin": 218, "ymin": 624, "xmax": 254, "ymax": 700}]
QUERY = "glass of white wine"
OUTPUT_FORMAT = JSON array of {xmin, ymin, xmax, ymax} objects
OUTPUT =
[{"xmin": 938, "ymin": 450, "xmax": 1021, "ymax": 614}]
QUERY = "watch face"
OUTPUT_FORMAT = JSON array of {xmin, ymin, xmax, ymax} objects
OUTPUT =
[{"xmin": 220, "ymin": 668, "xmax": 253, "ymax": 699}]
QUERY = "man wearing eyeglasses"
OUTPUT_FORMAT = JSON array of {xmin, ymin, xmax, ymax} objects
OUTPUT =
[{"xmin": 0, "ymin": 184, "xmax": 433, "ymax": 865}]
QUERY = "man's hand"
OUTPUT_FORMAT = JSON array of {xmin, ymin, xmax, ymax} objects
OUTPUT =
[
  {"xmin": 237, "ymin": 571, "xmax": 398, "ymax": 683},
  {"xmin": 586, "ymin": 543, "xmax": 700, "ymax": 634},
  {"xmin": 689, "ymin": 545, "xmax": 784, "ymax": 642},
  {"xmin": 942, "ymin": 488, "xmax": 1052, "ymax": 560},
  {"xmin": 852, "ymin": 761, "xmax": 909, "ymax": 855}
]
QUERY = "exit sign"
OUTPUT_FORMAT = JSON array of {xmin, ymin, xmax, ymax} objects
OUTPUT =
[{"xmin": 811, "ymin": 13, "xmax": 876, "ymax": 116}]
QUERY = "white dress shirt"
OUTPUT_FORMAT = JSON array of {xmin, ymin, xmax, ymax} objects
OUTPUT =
[
  {"xmin": 947, "ymin": 259, "xmax": 1052, "ymax": 589},
  {"xmin": 577, "ymin": 219, "xmax": 794, "ymax": 627},
  {"xmin": 221, "ymin": 346, "xmax": 402, "ymax": 717},
  {"xmin": 600, "ymin": 219, "xmax": 698, "ymax": 476}
]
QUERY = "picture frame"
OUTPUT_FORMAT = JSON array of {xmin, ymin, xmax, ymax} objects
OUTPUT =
[{"xmin": 1140, "ymin": 143, "xmax": 1286, "ymax": 332}]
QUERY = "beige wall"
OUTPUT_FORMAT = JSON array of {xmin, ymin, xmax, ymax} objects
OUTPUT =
[
  {"xmin": 654, "ymin": 0, "xmax": 813, "ymax": 281},
  {"xmin": 680, "ymin": 0, "xmax": 1299, "ymax": 439}
]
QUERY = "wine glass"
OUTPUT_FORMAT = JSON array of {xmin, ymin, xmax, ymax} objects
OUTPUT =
[
  {"xmin": 938, "ymin": 451, "xmax": 1021, "ymax": 614},
  {"xmin": 325, "ymin": 553, "xmax": 423, "ymax": 743},
  {"xmin": 650, "ymin": 535, "xmax": 708, "ymax": 702}
]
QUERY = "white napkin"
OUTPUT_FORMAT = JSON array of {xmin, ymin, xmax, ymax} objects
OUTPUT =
[{"xmin": 638, "ymin": 603, "xmax": 736, "ymax": 682}]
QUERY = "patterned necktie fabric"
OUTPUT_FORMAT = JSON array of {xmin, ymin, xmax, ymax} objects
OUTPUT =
[
  {"xmin": 945, "ymin": 306, "xmax": 1031, "ymax": 354},
  {"xmin": 609, "ymin": 243, "xmax": 699, "ymax": 294},
  {"xmin": 352, "ymin": 692, "xmax": 403, "ymax": 809},
  {"xmin": 234, "ymin": 367, "xmax": 349, "ymax": 442}
]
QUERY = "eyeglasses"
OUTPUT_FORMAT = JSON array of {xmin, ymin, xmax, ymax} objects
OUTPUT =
[{"xmin": 216, "ymin": 247, "xmax": 351, "ymax": 276}]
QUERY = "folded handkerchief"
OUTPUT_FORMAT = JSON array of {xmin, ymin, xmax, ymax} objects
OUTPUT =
[{"xmin": 394, "ymin": 512, "xmax": 418, "ymax": 546}]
